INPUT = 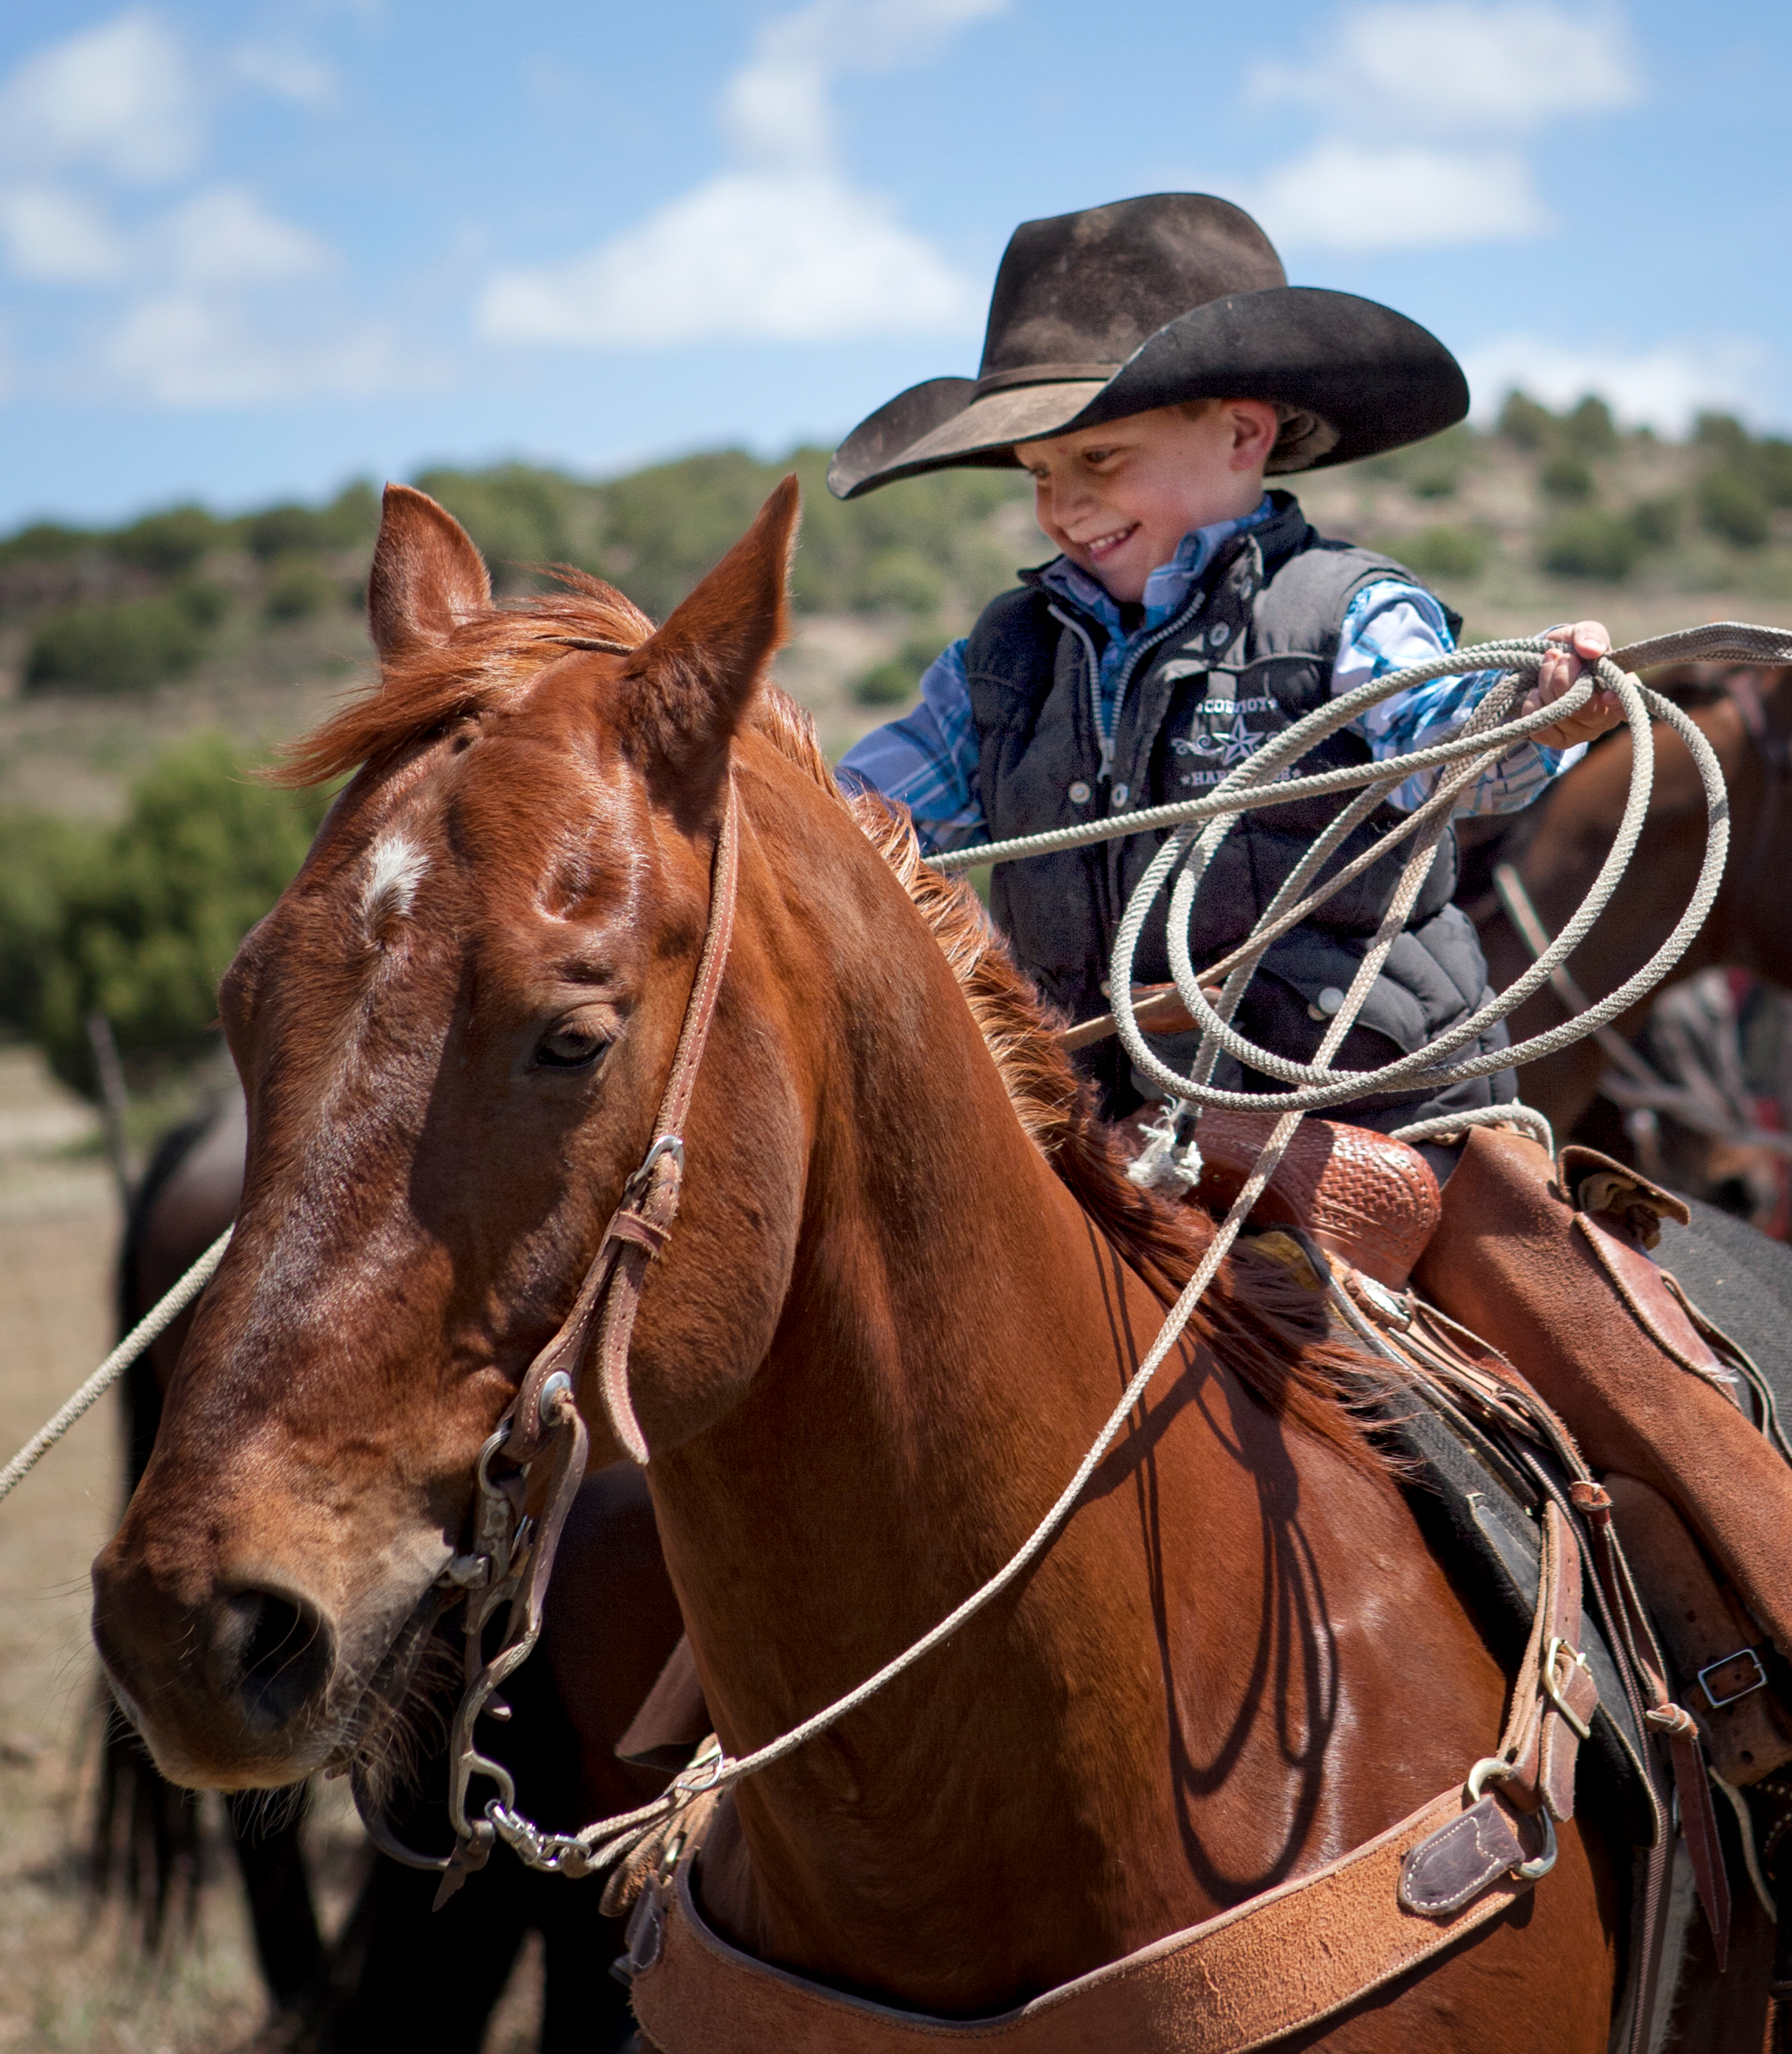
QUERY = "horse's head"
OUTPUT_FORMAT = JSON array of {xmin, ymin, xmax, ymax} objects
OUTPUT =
[{"xmin": 92, "ymin": 477, "xmax": 809, "ymax": 1788}]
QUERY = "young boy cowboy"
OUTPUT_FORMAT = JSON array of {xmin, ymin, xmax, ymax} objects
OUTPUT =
[
  {"xmin": 830, "ymin": 201, "xmax": 1792, "ymax": 1819},
  {"xmin": 831, "ymin": 192, "xmax": 1620, "ymax": 1140}
]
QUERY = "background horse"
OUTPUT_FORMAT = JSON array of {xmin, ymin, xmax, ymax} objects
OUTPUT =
[
  {"xmin": 1464, "ymin": 665, "xmax": 1792, "ymax": 1177},
  {"xmin": 96, "ymin": 1093, "xmax": 675, "ymax": 2050},
  {"xmin": 89, "ymin": 478, "xmax": 1651, "ymax": 2048}
]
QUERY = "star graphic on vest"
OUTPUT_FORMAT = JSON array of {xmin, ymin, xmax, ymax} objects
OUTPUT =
[
  {"xmin": 1171, "ymin": 710, "xmax": 1261, "ymax": 764},
  {"xmin": 1218, "ymin": 713, "xmax": 1257, "ymax": 764}
]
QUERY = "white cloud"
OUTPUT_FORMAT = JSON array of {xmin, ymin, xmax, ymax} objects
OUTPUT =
[
  {"xmin": 157, "ymin": 188, "xmax": 334, "ymax": 286},
  {"xmin": 1251, "ymin": 1, "xmax": 1639, "ymax": 135},
  {"xmin": 1251, "ymin": 140, "xmax": 1548, "ymax": 252},
  {"xmin": 230, "ymin": 42, "xmax": 334, "ymax": 107},
  {"xmin": 103, "ymin": 293, "xmax": 403, "ymax": 407},
  {"xmin": 0, "ymin": 178, "xmax": 335, "ymax": 294},
  {"xmin": 1241, "ymin": 1, "xmax": 1638, "ymax": 253},
  {"xmin": 477, "ymin": 0, "xmax": 1000, "ymax": 349},
  {"xmin": 722, "ymin": 0, "xmax": 1005, "ymax": 169},
  {"xmin": 0, "ymin": 10, "xmax": 199, "ymax": 184},
  {"xmin": 480, "ymin": 171, "xmax": 975, "ymax": 346},
  {"xmin": 1460, "ymin": 333, "xmax": 1774, "ymax": 435},
  {"xmin": 0, "ymin": 186, "xmax": 128, "ymax": 282},
  {"xmin": 0, "ymin": 14, "xmax": 395, "ymax": 410}
]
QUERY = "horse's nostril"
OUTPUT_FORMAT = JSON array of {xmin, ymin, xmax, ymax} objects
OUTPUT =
[{"xmin": 216, "ymin": 1589, "xmax": 334, "ymax": 1733}]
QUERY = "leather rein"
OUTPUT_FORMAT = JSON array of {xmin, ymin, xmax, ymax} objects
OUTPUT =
[{"xmin": 351, "ymin": 776, "xmax": 742, "ymax": 1898}]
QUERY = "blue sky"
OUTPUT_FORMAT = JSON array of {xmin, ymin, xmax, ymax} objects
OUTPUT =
[{"xmin": 0, "ymin": 0, "xmax": 1786, "ymax": 529}]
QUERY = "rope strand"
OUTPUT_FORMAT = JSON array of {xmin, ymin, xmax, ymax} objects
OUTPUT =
[{"xmin": 0, "ymin": 1226, "xmax": 233, "ymax": 1505}]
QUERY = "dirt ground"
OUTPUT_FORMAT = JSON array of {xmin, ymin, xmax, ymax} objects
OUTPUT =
[{"xmin": 0, "ymin": 1047, "xmax": 545, "ymax": 2052}]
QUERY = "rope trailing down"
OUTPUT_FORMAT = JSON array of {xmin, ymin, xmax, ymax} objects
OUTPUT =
[{"xmin": 0, "ymin": 1226, "xmax": 233, "ymax": 1506}]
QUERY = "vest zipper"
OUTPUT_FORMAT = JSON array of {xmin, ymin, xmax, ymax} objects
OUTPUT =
[
  {"xmin": 1050, "ymin": 592, "xmax": 1212, "ymax": 790},
  {"xmin": 1047, "ymin": 605, "xmax": 1110, "ymax": 779}
]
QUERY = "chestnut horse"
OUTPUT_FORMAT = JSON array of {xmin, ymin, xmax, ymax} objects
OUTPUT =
[
  {"xmin": 92, "ymin": 480, "xmax": 1622, "ymax": 2048},
  {"xmin": 1469, "ymin": 665, "xmax": 1792, "ymax": 1146}
]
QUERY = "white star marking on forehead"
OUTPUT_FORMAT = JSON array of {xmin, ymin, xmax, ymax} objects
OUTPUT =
[{"xmin": 361, "ymin": 833, "xmax": 430, "ymax": 936}]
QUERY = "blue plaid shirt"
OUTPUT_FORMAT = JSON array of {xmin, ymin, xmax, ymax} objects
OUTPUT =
[{"xmin": 838, "ymin": 496, "xmax": 1581, "ymax": 855}]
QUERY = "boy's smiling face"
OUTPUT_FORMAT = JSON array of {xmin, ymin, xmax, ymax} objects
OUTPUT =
[{"xmin": 1014, "ymin": 399, "xmax": 1280, "ymax": 603}]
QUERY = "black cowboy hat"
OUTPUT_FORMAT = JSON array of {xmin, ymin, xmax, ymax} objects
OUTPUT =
[{"xmin": 827, "ymin": 193, "xmax": 1468, "ymax": 500}]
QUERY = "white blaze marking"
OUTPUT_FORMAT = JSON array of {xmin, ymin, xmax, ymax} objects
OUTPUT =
[{"xmin": 361, "ymin": 833, "xmax": 429, "ymax": 936}]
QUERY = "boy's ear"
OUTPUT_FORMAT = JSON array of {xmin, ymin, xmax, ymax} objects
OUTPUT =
[
  {"xmin": 368, "ymin": 484, "xmax": 492, "ymax": 658},
  {"xmin": 614, "ymin": 475, "xmax": 800, "ymax": 800}
]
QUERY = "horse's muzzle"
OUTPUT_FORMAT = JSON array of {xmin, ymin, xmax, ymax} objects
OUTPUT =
[{"xmin": 91, "ymin": 1550, "xmax": 341, "ymax": 1789}]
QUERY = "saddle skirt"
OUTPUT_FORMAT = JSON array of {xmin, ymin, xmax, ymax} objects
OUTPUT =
[{"xmin": 1157, "ymin": 1107, "xmax": 1792, "ymax": 1790}]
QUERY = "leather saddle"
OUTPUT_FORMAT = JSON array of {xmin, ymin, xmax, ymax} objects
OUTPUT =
[{"xmin": 1122, "ymin": 1106, "xmax": 1792, "ymax": 1797}]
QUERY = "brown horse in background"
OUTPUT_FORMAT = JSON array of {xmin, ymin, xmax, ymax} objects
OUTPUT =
[
  {"xmin": 1468, "ymin": 665, "xmax": 1792, "ymax": 1151},
  {"xmin": 91, "ymin": 479, "xmax": 1631, "ymax": 2048}
]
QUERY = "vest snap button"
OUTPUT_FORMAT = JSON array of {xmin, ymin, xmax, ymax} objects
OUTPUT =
[
  {"xmin": 1315, "ymin": 986, "xmax": 1346, "ymax": 1017},
  {"xmin": 1208, "ymin": 624, "xmax": 1229, "ymax": 647},
  {"xmin": 1111, "ymin": 782, "xmax": 1130, "ymax": 807},
  {"xmin": 1068, "ymin": 779, "xmax": 1091, "ymax": 805}
]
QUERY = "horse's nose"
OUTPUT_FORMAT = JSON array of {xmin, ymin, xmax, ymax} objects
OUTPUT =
[
  {"xmin": 207, "ymin": 1586, "xmax": 336, "ymax": 1734},
  {"xmin": 92, "ymin": 1552, "xmax": 339, "ymax": 1782}
]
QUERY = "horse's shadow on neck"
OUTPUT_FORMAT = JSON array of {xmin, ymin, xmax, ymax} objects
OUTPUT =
[{"xmin": 1079, "ymin": 1216, "xmax": 1341, "ymax": 1901}]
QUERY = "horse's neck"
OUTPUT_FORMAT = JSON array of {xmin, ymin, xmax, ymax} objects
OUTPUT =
[
  {"xmin": 645, "ymin": 823, "xmax": 1187, "ymax": 1979},
  {"xmin": 639, "ymin": 794, "xmax": 1507, "ymax": 2011}
]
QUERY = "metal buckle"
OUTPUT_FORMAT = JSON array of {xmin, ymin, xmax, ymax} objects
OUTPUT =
[
  {"xmin": 1543, "ymin": 1635, "xmax": 1596, "ymax": 1741},
  {"xmin": 621, "ymin": 1134, "xmax": 684, "ymax": 1208},
  {"xmin": 1462, "ymin": 1757, "xmax": 1558, "ymax": 1881},
  {"xmin": 1697, "ymin": 1645, "xmax": 1769, "ymax": 1711}
]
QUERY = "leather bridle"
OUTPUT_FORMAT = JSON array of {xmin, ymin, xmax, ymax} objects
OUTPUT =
[{"xmin": 352, "ymin": 777, "xmax": 742, "ymax": 1895}]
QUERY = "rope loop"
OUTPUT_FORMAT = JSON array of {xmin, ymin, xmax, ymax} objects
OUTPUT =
[{"xmin": 933, "ymin": 636, "xmax": 1734, "ymax": 1127}]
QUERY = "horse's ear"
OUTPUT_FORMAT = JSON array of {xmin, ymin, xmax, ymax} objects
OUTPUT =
[
  {"xmin": 368, "ymin": 484, "xmax": 492, "ymax": 658},
  {"xmin": 616, "ymin": 475, "xmax": 799, "ymax": 794}
]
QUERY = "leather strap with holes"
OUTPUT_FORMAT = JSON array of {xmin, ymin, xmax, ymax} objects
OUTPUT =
[{"xmin": 507, "ymin": 778, "xmax": 741, "ymax": 1467}]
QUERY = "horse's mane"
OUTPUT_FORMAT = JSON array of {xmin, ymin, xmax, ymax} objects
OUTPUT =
[
  {"xmin": 276, "ymin": 570, "xmax": 658, "ymax": 788},
  {"xmin": 284, "ymin": 575, "xmax": 1380, "ymax": 1462}
]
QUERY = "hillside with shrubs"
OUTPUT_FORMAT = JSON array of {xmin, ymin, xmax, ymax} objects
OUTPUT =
[{"xmin": 2, "ymin": 394, "xmax": 1790, "ymax": 1099}]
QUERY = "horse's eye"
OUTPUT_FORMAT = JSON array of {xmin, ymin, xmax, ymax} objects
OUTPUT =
[{"xmin": 535, "ymin": 1024, "xmax": 609, "ymax": 1070}]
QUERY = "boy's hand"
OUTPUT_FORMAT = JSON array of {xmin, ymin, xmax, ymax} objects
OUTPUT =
[{"xmin": 1525, "ymin": 620, "xmax": 1625, "ymax": 750}]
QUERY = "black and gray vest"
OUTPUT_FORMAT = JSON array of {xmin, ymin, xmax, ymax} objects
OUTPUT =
[{"xmin": 964, "ymin": 493, "xmax": 1515, "ymax": 1122}]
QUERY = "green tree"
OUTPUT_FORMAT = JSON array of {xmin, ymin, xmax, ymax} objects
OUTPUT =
[
  {"xmin": 1754, "ymin": 439, "xmax": 1792, "ymax": 509},
  {"xmin": 1628, "ymin": 496, "xmax": 1680, "ymax": 548},
  {"xmin": 1694, "ymin": 412, "xmax": 1754, "ymax": 467},
  {"xmin": 1700, "ymin": 469, "xmax": 1770, "ymax": 548},
  {"xmin": 1497, "ymin": 391, "xmax": 1555, "ymax": 450},
  {"xmin": 1540, "ymin": 511, "xmax": 1642, "ymax": 581},
  {"xmin": 22, "ymin": 589, "xmax": 218, "ymax": 695},
  {"xmin": 1561, "ymin": 395, "xmax": 1619, "ymax": 458},
  {"xmin": 243, "ymin": 480, "xmax": 380, "ymax": 560},
  {"xmin": 1540, "ymin": 454, "xmax": 1595, "ymax": 503},
  {"xmin": 0, "ymin": 812, "xmax": 87, "ymax": 1040},
  {"xmin": 1395, "ymin": 527, "xmax": 1486, "ymax": 579},
  {"xmin": 852, "ymin": 636, "xmax": 944, "ymax": 707},
  {"xmin": 29, "ymin": 735, "xmax": 331, "ymax": 1091},
  {"xmin": 0, "ymin": 521, "xmax": 92, "ymax": 570},
  {"xmin": 264, "ymin": 554, "xmax": 338, "ymax": 621},
  {"xmin": 111, "ymin": 504, "xmax": 221, "ymax": 576}
]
